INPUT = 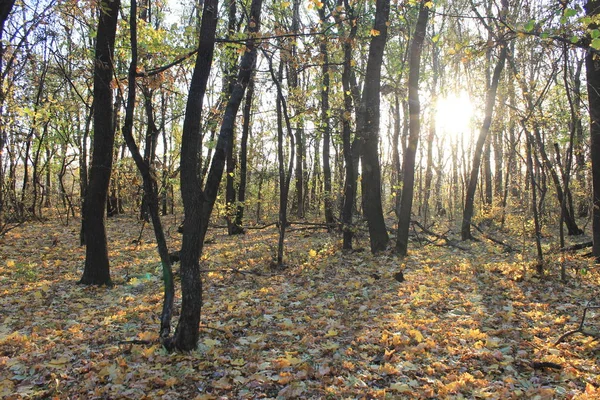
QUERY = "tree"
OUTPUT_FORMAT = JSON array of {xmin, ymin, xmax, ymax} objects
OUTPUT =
[
  {"xmin": 166, "ymin": 0, "xmax": 262, "ymax": 351},
  {"xmin": 359, "ymin": 0, "xmax": 391, "ymax": 253},
  {"xmin": 461, "ymin": 0, "xmax": 508, "ymax": 241},
  {"xmin": 0, "ymin": 0, "xmax": 16, "ymax": 227},
  {"xmin": 396, "ymin": 0, "xmax": 429, "ymax": 256},
  {"xmin": 585, "ymin": 0, "xmax": 600, "ymax": 260},
  {"xmin": 79, "ymin": 0, "xmax": 121, "ymax": 285},
  {"xmin": 121, "ymin": 0, "xmax": 174, "ymax": 339},
  {"xmin": 318, "ymin": 4, "xmax": 334, "ymax": 229}
]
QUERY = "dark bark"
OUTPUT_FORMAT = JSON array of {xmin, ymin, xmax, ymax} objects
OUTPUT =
[
  {"xmin": 359, "ymin": 0, "xmax": 391, "ymax": 253},
  {"xmin": 168, "ymin": 0, "xmax": 261, "ymax": 351},
  {"xmin": 586, "ymin": 0, "xmax": 600, "ymax": 260},
  {"xmin": 525, "ymin": 131, "xmax": 544, "ymax": 274},
  {"xmin": 79, "ymin": 0, "xmax": 121, "ymax": 286},
  {"xmin": 290, "ymin": 0, "xmax": 305, "ymax": 219},
  {"xmin": 0, "ymin": 0, "xmax": 15, "ymax": 226},
  {"xmin": 461, "ymin": 45, "xmax": 507, "ymax": 240},
  {"xmin": 396, "ymin": 1, "xmax": 429, "ymax": 256},
  {"xmin": 318, "ymin": 6, "xmax": 334, "ymax": 229},
  {"xmin": 265, "ymin": 52, "xmax": 295, "ymax": 267},
  {"xmin": 139, "ymin": 86, "xmax": 160, "ymax": 221},
  {"xmin": 391, "ymin": 94, "xmax": 402, "ymax": 218},
  {"xmin": 341, "ymin": 3, "xmax": 358, "ymax": 249},
  {"xmin": 121, "ymin": 0, "xmax": 174, "ymax": 339},
  {"xmin": 334, "ymin": 0, "xmax": 358, "ymax": 250},
  {"xmin": 423, "ymin": 37, "xmax": 439, "ymax": 226},
  {"xmin": 223, "ymin": 0, "xmax": 242, "ymax": 235},
  {"xmin": 233, "ymin": 74, "xmax": 254, "ymax": 232},
  {"xmin": 166, "ymin": 0, "xmax": 219, "ymax": 351},
  {"xmin": 508, "ymin": 57, "xmax": 583, "ymax": 236}
]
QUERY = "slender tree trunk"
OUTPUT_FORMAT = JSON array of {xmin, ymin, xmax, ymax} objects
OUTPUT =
[
  {"xmin": 266, "ymin": 53, "xmax": 295, "ymax": 267},
  {"xmin": 335, "ymin": 0, "xmax": 358, "ymax": 250},
  {"xmin": 396, "ymin": 1, "xmax": 429, "ymax": 256},
  {"xmin": 290, "ymin": 0, "xmax": 304, "ymax": 219},
  {"xmin": 319, "ymin": 6, "xmax": 334, "ymax": 229},
  {"xmin": 168, "ymin": 0, "xmax": 261, "ymax": 350},
  {"xmin": 233, "ymin": 74, "xmax": 254, "ymax": 232},
  {"xmin": 121, "ymin": 0, "xmax": 174, "ymax": 338},
  {"xmin": 166, "ymin": 0, "xmax": 218, "ymax": 351},
  {"xmin": 461, "ymin": 45, "xmax": 507, "ymax": 240},
  {"xmin": 423, "ymin": 41, "xmax": 439, "ymax": 227},
  {"xmin": 79, "ymin": 0, "xmax": 121, "ymax": 286},
  {"xmin": 391, "ymin": 94, "xmax": 402, "ymax": 218},
  {"xmin": 526, "ymin": 130, "xmax": 544, "ymax": 274},
  {"xmin": 359, "ymin": 0, "xmax": 391, "ymax": 253},
  {"xmin": 586, "ymin": 0, "xmax": 600, "ymax": 260},
  {"xmin": 0, "ymin": 0, "xmax": 16, "ymax": 227}
]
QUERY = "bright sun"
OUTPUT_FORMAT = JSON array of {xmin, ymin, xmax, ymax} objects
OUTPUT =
[{"xmin": 435, "ymin": 91, "xmax": 474, "ymax": 146}]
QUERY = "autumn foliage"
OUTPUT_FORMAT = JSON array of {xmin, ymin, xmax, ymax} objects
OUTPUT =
[{"xmin": 1, "ymin": 215, "xmax": 599, "ymax": 398}]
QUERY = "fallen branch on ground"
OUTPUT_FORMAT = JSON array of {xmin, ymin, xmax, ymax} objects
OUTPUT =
[
  {"xmin": 555, "ymin": 302, "xmax": 600, "ymax": 345},
  {"xmin": 554, "ymin": 241, "xmax": 593, "ymax": 253},
  {"xmin": 471, "ymin": 223, "xmax": 515, "ymax": 252},
  {"xmin": 411, "ymin": 220, "xmax": 470, "ymax": 252}
]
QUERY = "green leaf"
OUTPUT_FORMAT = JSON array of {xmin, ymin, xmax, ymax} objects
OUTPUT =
[
  {"xmin": 564, "ymin": 8, "xmax": 577, "ymax": 18},
  {"xmin": 571, "ymin": 35, "xmax": 580, "ymax": 44},
  {"xmin": 592, "ymin": 37, "xmax": 600, "ymax": 50},
  {"xmin": 592, "ymin": 29, "xmax": 600, "ymax": 39},
  {"xmin": 524, "ymin": 20, "xmax": 535, "ymax": 32}
]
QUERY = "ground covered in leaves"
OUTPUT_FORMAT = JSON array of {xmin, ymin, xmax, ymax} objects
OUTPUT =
[{"xmin": 1, "ymin": 214, "xmax": 599, "ymax": 399}]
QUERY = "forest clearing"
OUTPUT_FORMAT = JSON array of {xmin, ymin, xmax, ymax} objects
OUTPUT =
[
  {"xmin": 0, "ymin": 214, "xmax": 599, "ymax": 399},
  {"xmin": 3, "ymin": 0, "xmax": 600, "ymax": 397}
]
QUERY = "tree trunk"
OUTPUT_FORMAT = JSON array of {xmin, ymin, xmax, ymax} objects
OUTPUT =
[
  {"xmin": 586, "ymin": 0, "xmax": 600, "ymax": 260},
  {"xmin": 359, "ymin": 0, "xmax": 391, "ymax": 253},
  {"xmin": 0, "ymin": 0, "xmax": 15, "ymax": 227},
  {"xmin": 121, "ymin": 0, "xmax": 174, "ymax": 338},
  {"xmin": 334, "ymin": 0, "xmax": 358, "ymax": 250},
  {"xmin": 79, "ymin": 0, "xmax": 121, "ymax": 286},
  {"xmin": 265, "ymin": 52, "xmax": 295, "ymax": 267},
  {"xmin": 319, "ymin": 5, "xmax": 334, "ymax": 229},
  {"xmin": 396, "ymin": 1, "xmax": 429, "ymax": 256},
  {"xmin": 461, "ymin": 45, "xmax": 507, "ymax": 240},
  {"xmin": 233, "ymin": 74, "xmax": 254, "ymax": 232},
  {"xmin": 167, "ymin": 0, "xmax": 261, "ymax": 351},
  {"xmin": 167, "ymin": 0, "xmax": 218, "ymax": 351}
]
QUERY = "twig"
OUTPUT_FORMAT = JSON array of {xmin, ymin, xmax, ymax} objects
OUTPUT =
[
  {"xmin": 118, "ymin": 339, "xmax": 153, "ymax": 345},
  {"xmin": 471, "ymin": 223, "xmax": 515, "ymax": 252},
  {"xmin": 200, "ymin": 267, "xmax": 267, "ymax": 277},
  {"xmin": 411, "ymin": 220, "xmax": 470, "ymax": 252},
  {"xmin": 555, "ymin": 302, "xmax": 600, "ymax": 345},
  {"xmin": 554, "ymin": 241, "xmax": 593, "ymax": 253}
]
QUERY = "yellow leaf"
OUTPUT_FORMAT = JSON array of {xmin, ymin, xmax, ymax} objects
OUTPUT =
[
  {"xmin": 325, "ymin": 329, "xmax": 338, "ymax": 337},
  {"xmin": 142, "ymin": 344, "xmax": 159, "ymax": 358},
  {"xmin": 6, "ymin": 260, "xmax": 15, "ymax": 268},
  {"xmin": 212, "ymin": 377, "xmax": 232, "ymax": 390},
  {"xmin": 370, "ymin": 29, "xmax": 380, "ymax": 37},
  {"xmin": 165, "ymin": 377, "xmax": 178, "ymax": 387},
  {"xmin": 309, "ymin": 249, "xmax": 317, "ymax": 257},
  {"xmin": 138, "ymin": 331, "xmax": 155, "ymax": 341},
  {"xmin": 204, "ymin": 338, "xmax": 220, "ymax": 348},
  {"xmin": 230, "ymin": 358, "xmax": 246, "ymax": 366},
  {"xmin": 389, "ymin": 383, "xmax": 412, "ymax": 393},
  {"xmin": 281, "ymin": 1, "xmax": 291, "ymax": 7},
  {"xmin": 47, "ymin": 356, "xmax": 69, "ymax": 367},
  {"xmin": 409, "ymin": 329, "xmax": 424, "ymax": 343},
  {"xmin": 425, "ymin": 1, "xmax": 433, "ymax": 8}
]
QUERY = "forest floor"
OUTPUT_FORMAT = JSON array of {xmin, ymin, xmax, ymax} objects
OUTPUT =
[{"xmin": 1, "ymin": 213, "xmax": 599, "ymax": 399}]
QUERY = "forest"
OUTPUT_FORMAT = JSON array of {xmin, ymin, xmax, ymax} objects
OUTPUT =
[{"xmin": 1, "ymin": 0, "xmax": 600, "ymax": 398}]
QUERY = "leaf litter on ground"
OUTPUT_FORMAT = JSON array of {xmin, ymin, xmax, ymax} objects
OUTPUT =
[{"xmin": 0, "ymin": 214, "xmax": 599, "ymax": 399}]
